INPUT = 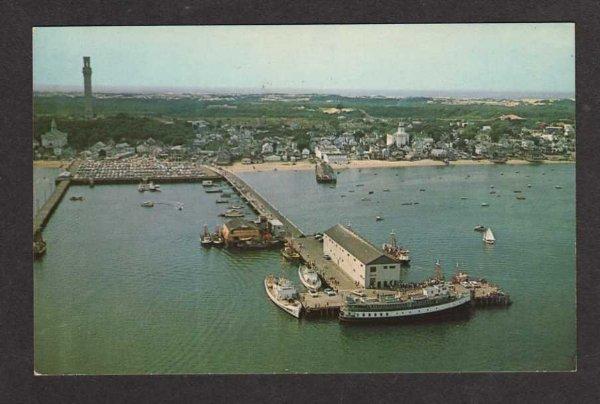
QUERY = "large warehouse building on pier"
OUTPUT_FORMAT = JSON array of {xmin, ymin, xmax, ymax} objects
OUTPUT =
[{"xmin": 323, "ymin": 224, "xmax": 401, "ymax": 288}]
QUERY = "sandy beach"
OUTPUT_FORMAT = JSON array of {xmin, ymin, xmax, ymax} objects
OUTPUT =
[
  {"xmin": 227, "ymin": 158, "xmax": 572, "ymax": 173},
  {"xmin": 33, "ymin": 160, "xmax": 72, "ymax": 169}
]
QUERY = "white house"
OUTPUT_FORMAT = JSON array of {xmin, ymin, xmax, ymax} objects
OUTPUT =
[
  {"xmin": 323, "ymin": 224, "xmax": 401, "ymax": 288},
  {"xmin": 41, "ymin": 119, "xmax": 68, "ymax": 155}
]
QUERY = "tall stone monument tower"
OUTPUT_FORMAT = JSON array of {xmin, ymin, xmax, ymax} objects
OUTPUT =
[{"xmin": 82, "ymin": 56, "xmax": 93, "ymax": 118}]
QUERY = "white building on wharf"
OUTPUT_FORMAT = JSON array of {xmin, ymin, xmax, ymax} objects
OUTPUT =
[{"xmin": 323, "ymin": 224, "xmax": 401, "ymax": 289}]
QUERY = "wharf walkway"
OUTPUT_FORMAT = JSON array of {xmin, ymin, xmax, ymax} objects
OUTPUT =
[
  {"xmin": 204, "ymin": 165, "xmax": 359, "ymax": 315},
  {"xmin": 33, "ymin": 180, "xmax": 70, "ymax": 235},
  {"xmin": 204, "ymin": 165, "xmax": 304, "ymax": 238},
  {"xmin": 33, "ymin": 160, "xmax": 79, "ymax": 235}
]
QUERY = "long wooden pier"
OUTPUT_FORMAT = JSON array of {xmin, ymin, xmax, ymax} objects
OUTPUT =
[
  {"xmin": 33, "ymin": 180, "xmax": 70, "ymax": 235},
  {"xmin": 205, "ymin": 165, "xmax": 362, "ymax": 316},
  {"xmin": 33, "ymin": 161, "xmax": 80, "ymax": 236},
  {"xmin": 205, "ymin": 166, "xmax": 304, "ymax": 238}
]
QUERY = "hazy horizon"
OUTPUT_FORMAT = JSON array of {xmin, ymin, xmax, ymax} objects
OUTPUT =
[
  {"xmin": 33, "ymin": 84, "xmax": 574, "ymax": 100},
  {"xmin": 34, "ymin": 24, "xmax": 575, "ymax": 98}
]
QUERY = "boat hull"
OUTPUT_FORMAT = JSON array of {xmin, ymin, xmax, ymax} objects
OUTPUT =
[
  {"xmin": 339, "ymin": 294, "xmax": 472, "ymax": 323},
  {"xmin": 264, "ymin": 279, "xmax": 302, "ymax": 318}
]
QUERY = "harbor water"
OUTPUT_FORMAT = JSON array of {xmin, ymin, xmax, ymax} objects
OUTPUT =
[{"xmin": 34, "ymin": 163, "xmax": 575, "ymax": 374}]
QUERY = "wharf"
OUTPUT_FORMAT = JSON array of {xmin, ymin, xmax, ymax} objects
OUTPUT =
[
  {"xmin": 205, "ymin": 165, "xmax": 304, "ymax": 238},
  {"xmin": 300, "ymin": 291, "xmax": 343, "ymax": 317},
  {"xmin": 33, "ymin": 160, "xmax": 79, "ymax": 236},
  {"xmin": 73, "ymin": 159, "xmax": 219, "ymax": 184},
  {"xmin": 70, "ymin": 174, "xmax": 220, "ymax": 185},
  {"xmin": 454, "ymin": 282, "xmax": 511, "ymax": 306}
]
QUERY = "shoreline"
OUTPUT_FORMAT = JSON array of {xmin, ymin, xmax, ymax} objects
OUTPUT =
[
  {"xmin": 32, "ymin": 158, "xmax": 574, "ymax": 173},
  {"xmin": 227, "ymin": 158, "xmax": 574, "ymax": 173}
]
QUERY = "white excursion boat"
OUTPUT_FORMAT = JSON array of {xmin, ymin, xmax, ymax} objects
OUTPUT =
[
  {"xmin": 339, "ymin": 282, "xmax": 472, "ymax": 323},
  {"xmin": 264, "ymin": 275, "xmax": 302, "ymax": 318},
  {"xmin": 483, "ymin": 228, "xmax": 496, "ymax": 244},
  {"xmin": 298, "ymin": 265, "xmax": 322, "ymax": 291}
]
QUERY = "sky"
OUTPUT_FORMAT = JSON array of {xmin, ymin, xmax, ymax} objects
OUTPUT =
[{"xmin": 33, "ymin": 24, "xmax": 575, "ymax": 97}]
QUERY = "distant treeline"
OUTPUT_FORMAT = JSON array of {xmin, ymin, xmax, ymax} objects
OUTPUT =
[
  {"xmin": 34, "ymin": 114, "xmax": 195, "ymax": 150},
  {"xmin": 34, "ymin": 95, "xmax": 575, "ymax": 123},
  {"xmin": 33, "ymin": 95, "xmax": 575, "ymax": 151}
]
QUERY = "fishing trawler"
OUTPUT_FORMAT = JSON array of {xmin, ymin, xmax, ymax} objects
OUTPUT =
[
  {"xmin": 483, "ymin": 228, "xmax": 496, "ymax": 244},
  {"xmin": 298, "ymin": 265, "xmax": 322, "ymax": 291},
  {"xmin": 200, "ymin": 225, "xmax": 212, "ymax": 247},
  {"xmin": 339, "ymin": 282, "xmax": 472, "ymax": 323},
  {"xmin": 382, "ymin": 231, "xmax": 410, "ymax": 265},
  {"xmin": 315, "ymin": 162, "xmax": 336, "ymax": 183},
  {"xmin": 264, "ymin": 275, "xmax": 302, "ymax": 318}
]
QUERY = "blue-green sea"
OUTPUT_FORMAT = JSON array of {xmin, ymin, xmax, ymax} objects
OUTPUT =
[{"xmin": 33, "ymin": 163, "xmax": 576, "ymax": 374}]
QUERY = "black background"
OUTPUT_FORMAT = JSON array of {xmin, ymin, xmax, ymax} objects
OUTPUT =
[{"xmin": 1, "ymin": 0, "xmax": 599, "ymax": 402}]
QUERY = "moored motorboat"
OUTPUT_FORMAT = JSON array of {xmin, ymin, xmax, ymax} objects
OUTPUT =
[
  {"xmin": 148, "ymin": 182, "xmax": 161, "ymax": 192},
  {"xmin": 298, "ymin": 265, "xmax": 322, "ymax": 291},
  {"xmin": 219, "ymin": 209, "xmax": 244, "ymax": 218},
  {"xmin": 200, "ymin": 225, "xmax": 212, "ymax": 247},
  {"xmin": 138, "ymin": 182, "xmax": 149, "ymax": 192},
  {"xmin": 281, "ymin": 245, "xmax": 301, "ymax": 261},
  {"xmin": 211, "ymin": 232, "xmax": 224, "ymax": 247},
  {"xmin": 264, "ymin": 275, "xmax": 302, "ymax": 318}
]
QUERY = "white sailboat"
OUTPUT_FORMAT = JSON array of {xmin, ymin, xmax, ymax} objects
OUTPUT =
[{"xmin": 483, "ymin": 228, "xmax": 496, "ymax": 244}]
